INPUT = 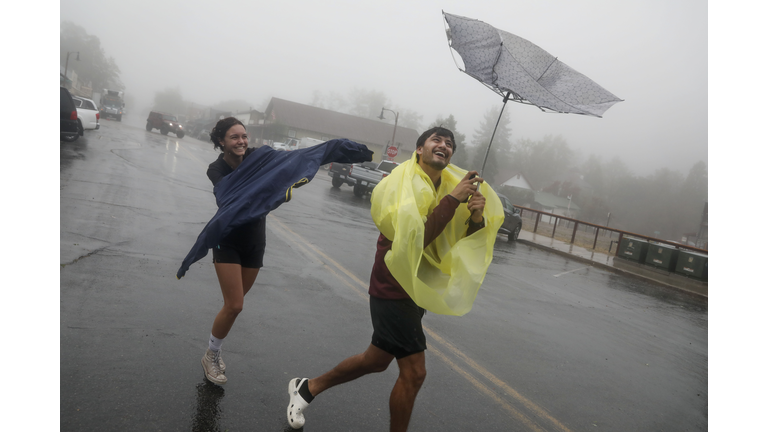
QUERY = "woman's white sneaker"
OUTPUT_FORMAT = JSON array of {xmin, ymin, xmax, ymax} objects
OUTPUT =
[
  {"xmin": 201, "ymin": 348, "xmax": 227, "ymax": 385},
  {"xmin": 216, "ymin": 349, "xmax": 226, "ymax": 373}
]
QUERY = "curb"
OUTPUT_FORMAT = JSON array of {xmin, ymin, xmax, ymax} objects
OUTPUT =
[{"xmin": 516, "ymin": 239, "xmax": 708, "ymax": 300}]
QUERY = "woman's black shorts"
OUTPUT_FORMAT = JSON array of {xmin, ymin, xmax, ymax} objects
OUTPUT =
[
  {"xmin": 370, "ymin": 296, "xmax": 427, "ymax": 359},
  {"xmin": 212, "ymin": 242, "xmax": 265, "ymax": 268},
  {"xmin": 211, "ymin": 218, "xmax": 266, "ymax": 269}
]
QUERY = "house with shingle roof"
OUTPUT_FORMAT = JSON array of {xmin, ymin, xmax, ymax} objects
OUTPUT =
[
  {"xmin": 532, "ymin": 191, "xmax": 580, "ymax": 222},
  {"xmin": 497, "ymin": 171, "xmax": 581, "ymax": 221},
  {"xmin": 499, "ymin": 172, "xmax": 534, "ymax": 190},
  {"xmin": 249, "ymin": 97, "xmax": 420, "ymax": 163}
]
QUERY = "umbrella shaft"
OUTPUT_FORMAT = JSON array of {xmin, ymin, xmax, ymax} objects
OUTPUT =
[{"xmin": 480, "ymin": 92, "xmax": 511, "ymax": 177}]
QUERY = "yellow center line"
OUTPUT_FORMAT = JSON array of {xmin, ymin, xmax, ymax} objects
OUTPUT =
[
  {"xmin": 427, "ymin": 343, "xmax": 548, "ymax": 432},
  {"xmin": 424, "ymin": 328, "xmax": 572, "ymax": 432},
  {"xmin": 269, "ymin": 215, "xmax": 572, "ymax": 432}
]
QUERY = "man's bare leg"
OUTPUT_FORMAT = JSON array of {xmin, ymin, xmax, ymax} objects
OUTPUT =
[
  {"xmin": 389, "ymin": 351, "xmax": 426, "ymax": 432},
  {"xmin": 308, "ymin": 344, "xmax": 394, "ymax": 397}
]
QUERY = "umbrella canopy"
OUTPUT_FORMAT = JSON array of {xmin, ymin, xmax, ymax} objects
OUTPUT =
[{"xmin": 443, "ymin": 12, "xmax": 622, "ymax": 118}]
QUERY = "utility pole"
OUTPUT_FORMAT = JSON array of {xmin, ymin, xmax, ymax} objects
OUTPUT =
[
  {"xmin": 378, "ymin": 107, "xmax": 399, "ymax": 162},
  {"xmin": 64, "ymin": 51, "xmax": 80, "ymax": 83}
]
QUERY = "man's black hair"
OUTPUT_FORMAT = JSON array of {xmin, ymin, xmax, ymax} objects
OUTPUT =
[
  {"xmin": 415, "ymin": 126, "xmax": 456, "ymax": 162},
  {"xmin": 416, "ymin": 126, "xmax": 456, "ymax": 153}
]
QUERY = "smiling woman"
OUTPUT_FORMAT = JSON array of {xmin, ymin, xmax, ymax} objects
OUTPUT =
[{"xmin": 199, "ymin": 117, "xmax": 266, "ymax": 386}]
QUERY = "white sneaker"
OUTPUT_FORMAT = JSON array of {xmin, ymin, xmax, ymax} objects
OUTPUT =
[
  {"xmin": 217, "ymin": 349, "xmax": 226, "ymax": 373},
  {"xmin": 287, "ymin": 378, "xmax": 311, "ymax": 429},
  {"xmin": 201, "ymin": 348, "xmax": 227, "ymax": 385}
]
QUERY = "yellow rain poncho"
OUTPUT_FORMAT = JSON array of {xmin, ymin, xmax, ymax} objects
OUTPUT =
[{"xmin": 370, "ymin": 152, "xmax": 503, "ymax": 316}]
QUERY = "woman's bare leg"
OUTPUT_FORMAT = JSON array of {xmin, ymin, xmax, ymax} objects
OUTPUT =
[
  {"xmin": 211, "ymin": 263, "xmax": 259, "ymax": 338},
  {"xmin": 241, "ymin": 267, "xmax": 259, "ymax": 297}
]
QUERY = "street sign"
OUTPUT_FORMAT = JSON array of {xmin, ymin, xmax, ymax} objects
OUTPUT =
[{"xmin": 386, "ymin": 145, "xmax": 398, "ymax": 158}]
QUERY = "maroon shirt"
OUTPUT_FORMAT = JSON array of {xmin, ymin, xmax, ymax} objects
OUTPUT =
[{"xmin": 368, "ymin": 194, "xmax": 484, "ymax": 300}]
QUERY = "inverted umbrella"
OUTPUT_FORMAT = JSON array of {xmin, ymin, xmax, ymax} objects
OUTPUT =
[{"xmin": 443, "ymin": 11, "xmax": 623, "ymax": 175}]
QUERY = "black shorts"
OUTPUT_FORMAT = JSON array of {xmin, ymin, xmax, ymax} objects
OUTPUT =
[
  {"xmin": 212, "ymin": 242, "xmax": 265, "ymax": 268},
  {"xmin": 212, "ymin": 219, "xmax": 266, "ymax": 268},
  {"xmin": 370, "ymin": 296, "xmax": 427, "ymax": 359}
]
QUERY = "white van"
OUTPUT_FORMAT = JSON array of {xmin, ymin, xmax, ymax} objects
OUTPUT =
[
  {"xmin": 284, "ymin": 138, "xmax": 300, "ymax": 151},
  {"xmin": 298, "ymin": 137, "xmax": 325, "ymax": 149}
]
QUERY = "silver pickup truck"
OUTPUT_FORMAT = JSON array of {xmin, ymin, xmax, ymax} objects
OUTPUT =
[
  {"xmin": 350, "ymin": 161, "xmax": 399, "ymax": 197},
  {"xmin": 328, "ymin": 160, "xmax": 399, "ymax": 197}
]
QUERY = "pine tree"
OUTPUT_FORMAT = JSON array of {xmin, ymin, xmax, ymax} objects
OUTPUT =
[{"xmin": 60, "ymin": 21, "xmax": 123, "ymax": 91}]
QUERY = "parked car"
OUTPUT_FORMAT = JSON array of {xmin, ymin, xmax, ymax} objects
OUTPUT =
[
  {"xmin": 60, "ymin": 87, "xmax": 80, "ymax": 142},
  {"xmin": 72, "ymin": 96, "xmax": 100, "ymax": 132},
  {"xmin": 197, "ymin": 130, "xmax": 211, "ymax": 141},
  {"xmin": 328, "ymin": 160, "xmax": 398, "ymax": 197},
  {"xmin": 497, "ymin": 193, "xmax": 523, "ymax": 242},
  {"xmin": 146, "ymin": 111, "xmax": 185, "ymax": 138},
  {"xmin": 272, "ymin": 142, "xmax": 289, "ymax": 151},
  {"xmin": 184, "ymin": 118, "xmax": 214, "ymax": 140},
  {"xmin": 285, "ymin": 138, "xmax": 300, "ymax": 151}
]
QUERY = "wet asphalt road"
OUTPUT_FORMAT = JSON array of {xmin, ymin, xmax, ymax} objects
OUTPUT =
[{"xmin": 60, "ymin": 117, "xmax": 707, "ymax": 431}]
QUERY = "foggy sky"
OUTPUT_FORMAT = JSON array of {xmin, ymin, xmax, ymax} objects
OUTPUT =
[{"xmin": 59, "ymin": 0, "xmax": 707, "ymax": 176}]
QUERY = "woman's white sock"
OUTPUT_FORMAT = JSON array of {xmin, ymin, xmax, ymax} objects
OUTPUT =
[{"xmin": 208, "ymin": 334, "xmax": 224, "ymax": 352}]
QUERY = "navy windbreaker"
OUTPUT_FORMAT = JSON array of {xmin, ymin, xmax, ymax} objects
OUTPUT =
[{"xmin": 177, "ymin": 139, "xmax": 373, "ymax": 278}]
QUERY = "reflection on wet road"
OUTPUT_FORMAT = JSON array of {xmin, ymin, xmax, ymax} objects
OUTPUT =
[{"xmin": 192, "ymin": 382, "xmax": 225, "ymax": 432}]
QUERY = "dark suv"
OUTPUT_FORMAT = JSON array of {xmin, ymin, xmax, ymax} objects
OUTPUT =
[
  {"xmin": 60, "ymin": 87, "xmax": 81, "ymax": 142},
  {"xmin": 498, "ymin": 193, "xmax": 523, "ymax": 241},
  {"xmin": 146, "ymin": 111, "xmax": 185, "ymax": 138}
]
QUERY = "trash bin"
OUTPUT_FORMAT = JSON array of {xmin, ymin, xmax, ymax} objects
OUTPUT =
[
  {"xmin": 644, "ymin": 244, "xmax": 680, "ymax": 271},
  {"xmin": 617, "ymin": 237, "xmax": 649, "ymax": 263},
  {"xmin": 675, "ymin": 251, "xmax": 708, "ymax": 281}
]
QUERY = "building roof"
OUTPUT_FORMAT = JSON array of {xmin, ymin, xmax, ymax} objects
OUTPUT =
[
  {"xmin": 266, "ymin": 98, "xmax": 420, "ymax": 150},
  {"xmin": 533, "ymin": 191, "xmax": 580, "ymax": 211},
  {"xmin": 500, "ymin": 172, "xmax": 533, "ymax": 190}
]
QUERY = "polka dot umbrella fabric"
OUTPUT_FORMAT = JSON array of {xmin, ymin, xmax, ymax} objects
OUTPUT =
[{"xmin": 443, "ymin": 12, "xmax": 622, "ymax": 118}]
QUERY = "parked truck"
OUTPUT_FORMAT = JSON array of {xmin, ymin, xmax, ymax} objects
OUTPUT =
[
  {"xmin": 286, "ymin": 137, "xmax": 326, "ymax": 151},
  {"xmin": 299, "ymin": 137, "xmax": 325, "ymax": 149},
  {"xmin": 99, "ymin": 89, "xmax": 125, "ymax": 121},
  {"xmin": 328, "ymin": 160, "xmax": 399, "ymax": 197},
  {"xmin": 328, "ymin": 162, "xmax": 355, "ymax": 188}
]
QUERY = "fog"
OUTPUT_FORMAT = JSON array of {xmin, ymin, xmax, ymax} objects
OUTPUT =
[{"xmin": 60, "ymin": 0, "xmax": 706, "ymax": 176}]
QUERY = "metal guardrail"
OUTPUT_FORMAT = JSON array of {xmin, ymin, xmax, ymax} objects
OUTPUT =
[{"xmin": 512, "ymin": 205, "xmax": 708, "ymax": 256}]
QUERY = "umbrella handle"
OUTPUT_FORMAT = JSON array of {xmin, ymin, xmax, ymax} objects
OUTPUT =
[{"xmin": 462, "ymin": 173, "xmax": 477, "ymax": 203}]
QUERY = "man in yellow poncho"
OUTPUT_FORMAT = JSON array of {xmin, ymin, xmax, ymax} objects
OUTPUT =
[{"xmin": 286, "ymin": 127, "xmax": 503, "ymax": 431}]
